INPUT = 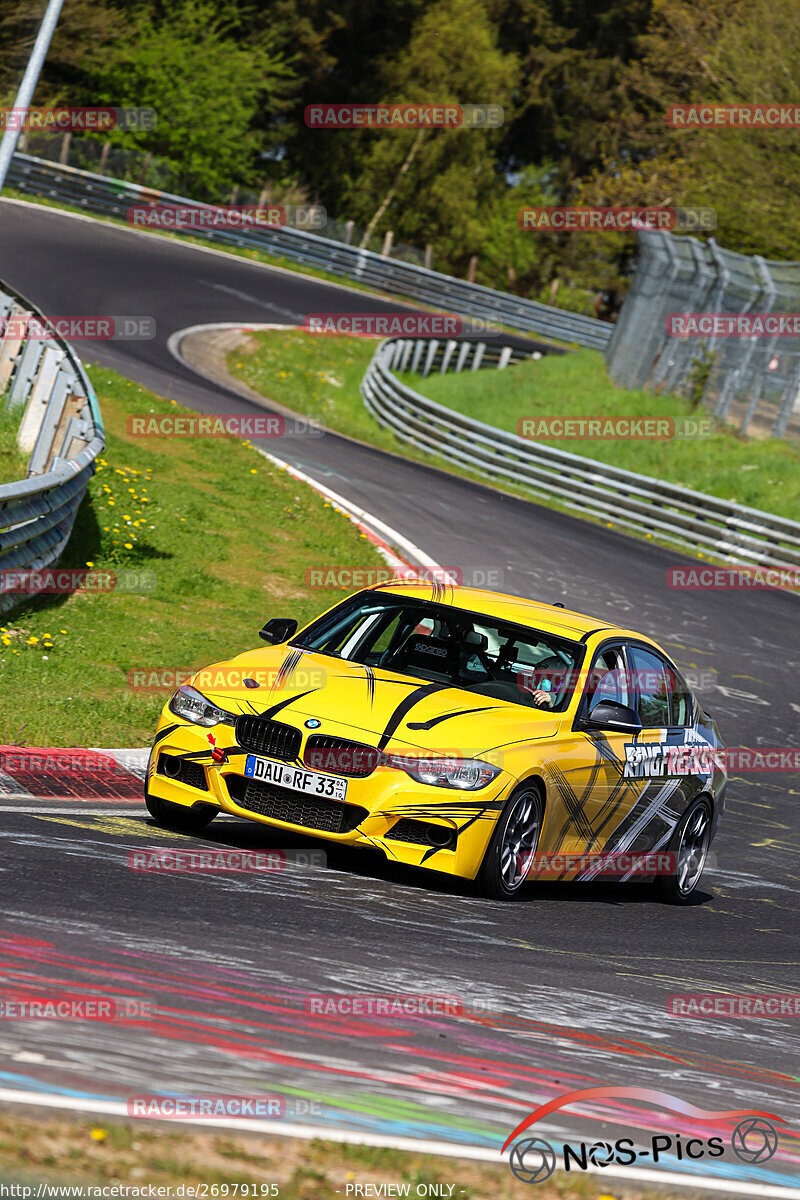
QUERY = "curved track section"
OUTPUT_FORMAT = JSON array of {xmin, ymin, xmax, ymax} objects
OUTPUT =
[{"xmin": 0, "ymin": 200, "xmax": 798, "ymax": 1193}]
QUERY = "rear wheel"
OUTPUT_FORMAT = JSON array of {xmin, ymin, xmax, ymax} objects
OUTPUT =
[
  {"xmin": 477, "ymin": 783, "xmax": 544, "ymax": 900},
  {"xmin": 145, "ymin": 789, "xmax": 218, "ymax": 832},
  {"xmin": 653, "ymin": 796, "xmax": 712, "ymax": 904}
]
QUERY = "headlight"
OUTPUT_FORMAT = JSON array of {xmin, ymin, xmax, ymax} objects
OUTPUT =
[
  {"xmin": 388, "ymin": 755, "xmax": 501, "ymax": 791},
  {"xmin": 168, "ymin": 685, "xmax": 234, "ymax": 728}
]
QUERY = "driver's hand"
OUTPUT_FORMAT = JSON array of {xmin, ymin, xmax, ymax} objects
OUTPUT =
[{"xmin": 532, "ymin": 689, "xmax": 553, "ymax": 708}]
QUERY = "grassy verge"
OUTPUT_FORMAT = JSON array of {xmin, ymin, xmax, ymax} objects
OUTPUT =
[
  {"xmin": 0, "ymin": 396, "xmax": 27, "ymax": 485},
  {"xmin": 228, "ymin": 328, "xmax": 433, "ymax": 455},
  {"xmin": 400, "ymin": 351, "xmax": 800, "ymax": 520},
  {"xmin": 228, "ymin": 329, "xmax": 800, "ymax": 523},
  {"xmin": 0, "ymin": 365, "xmax": 385, "ymax": 747},
  {"xmin": 0, "ymin": 1110, "xmax": 686, "ymax": 1200}
]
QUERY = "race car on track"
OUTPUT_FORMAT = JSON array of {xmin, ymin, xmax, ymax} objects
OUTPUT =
[{"xmin": 145, "ymin": 582, "xmax": 725, "ymax": 902}]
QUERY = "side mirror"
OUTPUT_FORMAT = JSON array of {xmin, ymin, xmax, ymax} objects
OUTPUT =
[
  {"xmin": 584, "ymin": 699, "xmax": 642, "ymax": 732},
  {"xmin": 259, "ymin": 617, "xmax": 298, "ymax": 644}
]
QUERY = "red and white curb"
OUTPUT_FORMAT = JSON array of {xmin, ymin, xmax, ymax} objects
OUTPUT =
[{"xmin": 0, "ymin": 747, "xmax": 148, "ymax": 804}]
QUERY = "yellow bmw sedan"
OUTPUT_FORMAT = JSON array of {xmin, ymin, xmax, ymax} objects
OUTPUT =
[{"xmin": 145, "ymin": 582, "xmax": 725, "ymax": 902}]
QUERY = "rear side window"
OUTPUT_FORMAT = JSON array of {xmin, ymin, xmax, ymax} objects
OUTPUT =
[
  {"xmin": 667, "ymin": 666, "xmax": 692, "ymax": 726},
  {"xmin": 630, "ymin": 646, "xmax": 671, "ymax": 728}
]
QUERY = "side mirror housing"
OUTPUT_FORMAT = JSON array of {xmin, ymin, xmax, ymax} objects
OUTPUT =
[
  {"xmin": 584, "ymin": 699, "xmax": 642, "ymax": 732},
  {"xmin": 259, "ymin": 617, "xmax": 298, "ymax": 644}
]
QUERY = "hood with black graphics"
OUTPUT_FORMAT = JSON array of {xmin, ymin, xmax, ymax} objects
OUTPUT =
[{"xmin": 189, "ymin": 644, "xmax": 560, "ymax": 755}]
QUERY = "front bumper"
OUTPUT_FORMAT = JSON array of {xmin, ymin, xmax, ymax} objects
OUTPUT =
[{"xmin": 146, "ymin": 720, "xmax": 512, "ymax": 881}]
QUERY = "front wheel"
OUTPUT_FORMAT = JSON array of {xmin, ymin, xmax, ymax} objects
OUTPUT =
[
  {"xmin": 652, "ymin": 796, "xmax": 713, "ymax": 904},
  {"xmin": 145, "ymin": 789, "xmax": 218, "ymax": 832},
  {"xmin": 477, "ymin": 783, "xmax": 544, "ymax": 900}
]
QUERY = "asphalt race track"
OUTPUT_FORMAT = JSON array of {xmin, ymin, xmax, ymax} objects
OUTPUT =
[{"xmin": 0, "ymin": 200, "xmax": 798, "ymax": 1194}]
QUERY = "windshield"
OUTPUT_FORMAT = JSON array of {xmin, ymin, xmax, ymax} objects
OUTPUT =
[{"xmin": 293, "ymin": 591, "xmax": 583, "ymax": 712}]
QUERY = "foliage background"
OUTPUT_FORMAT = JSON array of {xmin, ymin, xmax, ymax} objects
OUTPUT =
[{"xmin": 1, "ymin": 0, "xmax": 798, "ymax": 305}]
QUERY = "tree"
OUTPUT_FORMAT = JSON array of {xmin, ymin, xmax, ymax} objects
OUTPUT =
[{"xmin": 338, "ymin": 0, "xmax": 519, "ymax": 275}]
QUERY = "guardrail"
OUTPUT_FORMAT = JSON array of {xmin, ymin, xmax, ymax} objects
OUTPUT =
[
  {"xmin": 6, "ymin": 152, "xmax": 612, "ymax": 352},
  {"xmin": 362, "ymin": 337, "xmax": 800, "ymax": 571},
  {"xmin": 0, "ymin": 280, "xmax": 104, "ymax": 615}
]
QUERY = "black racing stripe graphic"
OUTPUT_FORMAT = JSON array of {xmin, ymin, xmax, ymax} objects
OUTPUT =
[
  {"xmin": 407, "ymin": 706, "xmax": 499, "ymax": 731},
  {"xmin": 583, "ymin": 775, "xmax": 642, "ymax": 851},
  {"xmin": 380, "ymin": 799, "xmax": 504, "ymax": 819},
  {"xmin": 550, "ymin": 757, "xmax": 603, "ymax": 849},
  {"xmin": 377, "ymin": 682, "xmax": 451, "ymax": 750},
  {"xmin": 364, "ymin": 665, "xmax": 376, "ymax": 707},
  {"xmin": 152, "ymin": 723, "xmax": 180, "ymax": 746},
  {"xmin": 590, "ymin": 734, "xmax": 625, "ymax": 770},
  {"xmin": 275, "ymin": 648, "xmax": 304, "ymax": 689},
  {"xmin": 259, "ymin": 689, "xmax": 318, "ymax": 719},
  {"xmin": 598, "ymin": 779, "xmax": 683, "ymax": 854}
]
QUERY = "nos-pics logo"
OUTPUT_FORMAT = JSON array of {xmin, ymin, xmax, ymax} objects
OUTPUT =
[{"xmin": 503, "ymin": 1086, "xmax": 783, "ymax": 1184}]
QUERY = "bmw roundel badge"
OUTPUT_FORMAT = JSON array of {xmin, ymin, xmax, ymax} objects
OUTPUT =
[{"xmin": 305, "ymin": 718, "xmax": 321, "ymax": 729}]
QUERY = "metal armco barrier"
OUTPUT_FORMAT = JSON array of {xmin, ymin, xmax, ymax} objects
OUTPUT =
[
  {"xmin": 0, "ymin": 279, "xmax": 104, "ymax": 615},
  {"xmin": 6, "ymin": 153, "xmax": 612, "ymax": 351},
  {"xmin": 362, "ymin": 338, "xmax": 800, "ymax": 571}
]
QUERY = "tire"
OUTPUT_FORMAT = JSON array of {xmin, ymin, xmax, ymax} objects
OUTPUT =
[
  {"xmin": 652, "ymin": 796, "xmax": 713, "ymax": 904},
  {"xmin": 144, "ymin": 789, "xmax": 218, "ymax": 832},
  {"xmin": 477, "ymin": 782, "xmax": 544, "ymax": 900}
]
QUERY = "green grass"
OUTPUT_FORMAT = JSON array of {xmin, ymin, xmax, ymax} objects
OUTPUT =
[
  {"xmin": 0, "ymin": 365, "xmax": 385, "ymax": 747},
  {"xmin": 401, "ymin": 350, "xmax": 800, "ymax": 519},
  {"xmin": 228, "ymin": 328, "xmax": 456, "ymax": 469},
  {"xmin": 228, "ymin": 329, "xmax": 800, "ymax": 523},
  {"xmin": 0, "ymin": 1110, "xmax": 679, "ymax": 1200},
  {"xmin": 0, "ymin": 396, "xmax": 27, "ymax": 485}
]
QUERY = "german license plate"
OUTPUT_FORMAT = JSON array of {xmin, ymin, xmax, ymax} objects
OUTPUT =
[{"xmin": 244, "ymin": 755, "xmax": 348, "ymax": 802}]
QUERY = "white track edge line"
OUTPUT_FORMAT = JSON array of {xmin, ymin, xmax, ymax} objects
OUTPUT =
[{"xmin": 0, "ymin": 1091, "xmax": 796, "ymax": 1198}]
